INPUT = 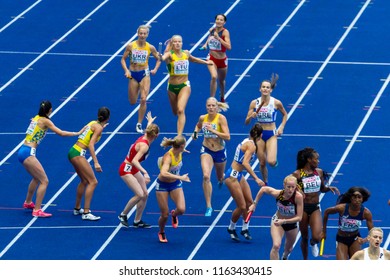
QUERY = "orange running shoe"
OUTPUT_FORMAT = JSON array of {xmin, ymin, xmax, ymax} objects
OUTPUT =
[
  {"xmin": 158, "ymin": 232, "xmax": 168, "ymax": 243},
  {"xmin": 171, "ymin": 210, "xmax": 178, "ymax": 228}
]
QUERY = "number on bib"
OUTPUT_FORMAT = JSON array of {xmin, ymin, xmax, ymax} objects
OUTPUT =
[
  {"xmin": 229, "ymin": 169, "xmax": 239, "ymax": 178},
  {"xmin": 124, "ymin": 163, "xmax": 132, "ymax": 172}
]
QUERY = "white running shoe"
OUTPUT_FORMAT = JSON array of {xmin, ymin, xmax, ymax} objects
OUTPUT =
[
  {"xmin": 136, "ymin": 123, "xmax": 144, "ymax": 134},
  {"xmin": 310, "ymin": 243, "xmax": 319, "ymax": 257},
  {"xmin": 73, "ymin": 208, "xmax": 84, "ymax": 216},
  {"xmin": 82, "ymin": 212, "xmax": 101, "ymax": 221}
]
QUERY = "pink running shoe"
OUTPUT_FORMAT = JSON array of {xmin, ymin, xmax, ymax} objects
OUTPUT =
[
  {"xmin": 23, "ymin": 201, "xmax": 35, "ymax": 209},
  {"xmin": 32, "ymin": 209, "xmax": 52, "ymax": 218}
]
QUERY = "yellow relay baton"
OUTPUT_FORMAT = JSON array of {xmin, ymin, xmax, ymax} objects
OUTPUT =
[{"xmin": 319, "ymin": 238, "xmax": 325, "ymax": 256}]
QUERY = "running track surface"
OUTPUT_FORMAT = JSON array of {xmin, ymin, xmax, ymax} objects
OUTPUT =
[{"xmin": 0, "ymin": 0, "xmax": 389, "ymax": 261}]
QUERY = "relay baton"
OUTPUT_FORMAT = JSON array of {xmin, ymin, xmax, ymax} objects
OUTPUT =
[
  {"xmin": 245, "ymin": 211, "xmax": 253, "ymax": 223},
  {"xmin": 256, "ymin": 100, "xmax": 265, "ymax": 113},
  {"xmin": 158, "ymin": 42, "xmax": 163, "ymax": 54},
  {"xmin": 319, "ymin": 238, "xmax": 325, "ymax": 256}
]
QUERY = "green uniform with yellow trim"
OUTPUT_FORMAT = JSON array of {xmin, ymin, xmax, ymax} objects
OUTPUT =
[{"xmin": 68, "ymin": 120, "xmax": 101, "ymax": 159}]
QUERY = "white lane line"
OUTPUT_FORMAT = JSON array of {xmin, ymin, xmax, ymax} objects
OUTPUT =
[
  {"xmin": 187, "ymin": 0, "xmax": 308, "ymax": 260},
  {"xmin": 90, "ymin": 0, "xmax": 242, "ymax": 260},
  {"xmin": 287, "ymin": 0, "xmax": 373, "ymax": 119},
  {"xmin": 0, "ymin": 0, "xmax": 109, "ymax": 94},
  {"xmin": 291, "ymin": 0, "xmax": 377, "ymax": 253},
  {"xmin": 1, "ymin": 51, "xmax": 390, "ymax": 66},
  {"xmin": 0, "ymin": 0, "xmax": 176, "ymax": 259},
  {"xmin": 0, "ymin": 0, "xmax": 171, "ymax": 167},
  {"xmin": 0, "ymin": 0, "xmax": 42, "ymax": 33}
]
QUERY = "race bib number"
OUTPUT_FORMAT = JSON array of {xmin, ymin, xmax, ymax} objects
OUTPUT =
[
  {"xmin": 173, "ymin": 60, "xmax": 189, "ymax": 75},
  {"xmin": 79, "ymin": 126, "xmax": 90, "ymax": 140},
  {"xmin": 30, "ymin": 147, "xmax": 36, "ymax": 156},
  {"xmin": 80, "ymin": 149, "xmax": 86, "ymax": 157},
  {"xmin": 124, "ymin": 163, "xmax": 133, "ymax": 173},
  {"xmin": 26, "ymin": 120, "xmax": 37, "ymax": 135},
  {"xmin": 208, "ymin": 37, "xmax": 222, "ymax": 51},
  {"xmin": 131, "ymin": 49, "xmax": 148, "ymax": 64},
  {"xmin": 228, "ymin": 169, "xmax": 239, "ymax": 178}
]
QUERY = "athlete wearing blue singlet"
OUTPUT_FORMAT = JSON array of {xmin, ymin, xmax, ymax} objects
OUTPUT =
[{"xmin": 322, "ymin": 186, "xmax": 374, "ymax": 259}]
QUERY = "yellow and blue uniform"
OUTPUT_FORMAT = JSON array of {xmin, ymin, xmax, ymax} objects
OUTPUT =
[
  {"xmin": 130, "ymin": 41, "xmax": 151, "ymax": 67},
  {"xmin": 202, "ymin": 114, "xmax": 222, "ymax": 140},
  {"xmin": 25, "ymin": 115, "xmax": 48, "ymax": 145},
  {"xmin": 200, "ymin": 113, "xmax": 227, "ymax": 163},
  {"xmin": 156, "ymin": 149, "xmax": 183, "ymax": 192},
  {"xmin": 18, "ymin": 115, "xmax": 48, "ymax": 163},
  {"xmin": 130, "ymin": 42, "xmax": 151, "ymax": 83}
]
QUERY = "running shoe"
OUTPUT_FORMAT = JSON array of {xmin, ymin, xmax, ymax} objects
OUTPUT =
[
  {"xmin": 136, "ymin": 123, "xmax": 144, "ymax": 134},
  {"xmin": 118, "ymin": 214, "xmax": 129, "ymax": 227},
  {"xmin": 32, "ymin": 209, "xmax": 52, "ymax": 218},
  {"xmin": 23, "ymin": 201, "xmax": 35, "ymax": 209},
  {"xmin": 240, "ymin": 229, "xmax": 252, "ymax": 240},
  {"xmin": 82, "ymin": 212, "xmax": 101, "ymax": 221},
  {"xmin": 205, "ymin": 207, "xmax": 213, "ymax": 217},
  {"xmin": 171, "ymin": 210, "xmax": 179, "ymax": 228},
  {"xmin": 73, "ymin": 208, "xmax": 84, "ymax": 216},
  {"xmin": 310, "ymin": 243, "xmax": 319, "ymax": 257},
  {"xmin": 158, "ymin": 232, "xmax": 168, "ymax": 243},
  {"xmin": 133, "ymin": 220, "xmax": 152, "ymax": 228},
  {"xmin": 281, "ymin": 253, "xmax": 290, "ymax": 260},
  {"xmin": 220, "ymin": 95, "xmax": 225, "ymax": 103},
  {"xmin": 227, "ymin": 228, "xmax": 240, "ymax": 242},
  {"xmin": 217, "ymin": 173, "xmax": 225, "ymax": 189}
]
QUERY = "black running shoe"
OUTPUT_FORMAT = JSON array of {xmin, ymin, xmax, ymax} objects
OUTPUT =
[
  {"xmin": 227, "ymin": 228, "xmax": 240, "ymax": 242},
  {"xmin": 133, "ymin": 220, "xmax": 152, "ymax": 228},
  {"xmin": 240, "ymin": 229, "xmax": 252, "ymax": 240},
  {"xmin": 118, "ymin": 214, "xmax": 129, "ymax": 227}
]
